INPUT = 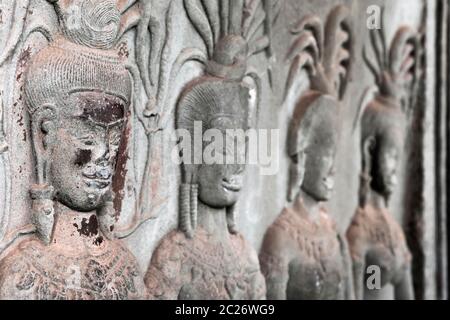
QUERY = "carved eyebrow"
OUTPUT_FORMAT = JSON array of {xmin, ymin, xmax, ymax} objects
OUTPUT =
[{"xmin": 79, "ymin": 117, "xmax": 125, "ymax": 129}]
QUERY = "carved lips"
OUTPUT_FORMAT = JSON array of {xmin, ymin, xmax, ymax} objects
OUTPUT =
[
  {"xmin": 82, "ymin": 165, "xmax": 112, "ymax": 190},
  {"xmin": 222, "ymin": 176, "xmax": 243, "ymax": 193}
]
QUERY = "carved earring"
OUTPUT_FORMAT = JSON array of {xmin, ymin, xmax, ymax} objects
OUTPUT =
[
  {"xmin": 287, "ymin": 151, "xmax": 305, "ymax": 202},
  {"xmin": 226, "ymin": 204, "xmax": 238, "ymax": 235},
  {"xmin": 359, "ymin": 137, "xmax": 375, "ymax": 207},
  {"xmin": 28, "ymin": 105, "xmax": 57, "ymax": 245},
  {"xmin": 98, "ymin": 191, "xmax": 117, "ymax": 240},
  {"xmin": 30, "ymin": 184, "xmax": 55, "ymax": 245},
  {"xmin": 30, "ymin": 105, "xmax": 56, "ymax": 185},
  {"xmin": 179, "ymin": 183, "xmax": 198, "ymax": 239}
]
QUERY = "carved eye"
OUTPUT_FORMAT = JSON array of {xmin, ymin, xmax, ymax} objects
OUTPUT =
[{"xmin": 79, "ymin": 136, "xmax": 96, "ymax": 147}]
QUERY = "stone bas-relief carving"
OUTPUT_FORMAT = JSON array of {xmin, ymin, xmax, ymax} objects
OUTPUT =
[
  {"xmin": 0, "ymin": 0, "xmax": 442, "ymax": 301},
  {"xmin": 0, "ymin": 0, "xmax": 147, "ymax": 299},
  {"xmin": 0, "ymin": 98, "xmax": 7, "ymax": 153},
  {"xmin": 144, "ymin": 0, "xmax": 281, "ymax": 300},
  {"xmin": 346, "ymin": 23, "xmax": 421, "ymax": 300},
  {"xmin": 259, "ymin": 6, "xmax": 355, "ymax": 300}
]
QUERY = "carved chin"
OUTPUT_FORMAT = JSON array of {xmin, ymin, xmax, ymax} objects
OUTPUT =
[
  {"xmin": 56, "ymin": 188, "xmax": 107, "ymax": 212},
  {"xmin": 199, "ymin": 189, "xmax": 239, "ymax": 208}
]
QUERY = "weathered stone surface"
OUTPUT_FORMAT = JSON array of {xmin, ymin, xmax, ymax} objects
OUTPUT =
[{"xmin": 0, "ymin": 0, "xmax": 446, "ymax": 300}]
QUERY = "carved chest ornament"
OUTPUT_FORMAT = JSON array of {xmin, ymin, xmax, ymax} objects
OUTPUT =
[{"xmin": 346, "ymin": 12, "xmax": 422, "ymax": 300}]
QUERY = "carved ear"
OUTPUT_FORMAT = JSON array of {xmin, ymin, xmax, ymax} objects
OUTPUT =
[
  {"xmin": 287, "ymin": 151, "xmax": 306, "ymax": 202},
  {"xmin": 362, "ymin": 136, "xmax": 375, "ymax": 179},
  {"xmin": 360, "ymin": 136, "xmax": 375, "ymax": 206},
  {"xmin": 98, "ymin": 190, "xmax": 117, "ymax": 240},
  {"xmin": 242, "ymin": 72, "xmax": 260, "ymax": 128},
  {"xmin": 32, "ymin": 105, "xmax": 57, "ymax": 150},
  {"xmin": 30, "ymin": 104, "xmax": 57, "ymax": 184}
]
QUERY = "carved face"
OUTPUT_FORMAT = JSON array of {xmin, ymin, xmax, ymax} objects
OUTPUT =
[
  {"xmin": 197, "ymin": 118, "xmax": 246, "ymax": 208},
  {"xmin": 371, "ymin": 142, "xmax": 399, "ymax": 197},
  {"xmin": 301, "ymin": 134, "xmax": 336, "ymax": 202},
  {"xmin": 48, "ymin": 92, "xmax": 126, "ymax": 211}
]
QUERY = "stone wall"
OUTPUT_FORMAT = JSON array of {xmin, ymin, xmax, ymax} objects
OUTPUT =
[{"xmin": 0, "ymin": 0, "xmax": 447, "ymax": 299}]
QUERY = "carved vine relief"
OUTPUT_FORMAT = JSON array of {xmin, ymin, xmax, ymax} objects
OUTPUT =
[
  {"xmin": 0, "ymin": 0, "xmax": 426, "ymax": 300},
  {"xmin": 346, "ymin": 19, "xmax": 422, "ymax": 300}
]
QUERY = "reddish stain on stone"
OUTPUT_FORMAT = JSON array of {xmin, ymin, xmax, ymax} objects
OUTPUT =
[
  {"xmin": 112, "ymin": 114, "xmax": 131, "ymax": 217},
  {"xmin": 18, "ymin": 46, "xmax": 32, "ymax": 69}
]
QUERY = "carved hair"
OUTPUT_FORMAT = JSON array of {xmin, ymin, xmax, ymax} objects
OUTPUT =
[
  {"xmin": 24, "ymin": 39, "xmax": 131, "ymax": 116},
  {"xmin": 177, "ymin": 79, "xmax": 249, "ymax": 135},
  {"xmin": 176, "ymin": 79, "xmax": 249, "ymax": 238},
  {"xmin": 285, "ymin": 5, "xmax": 351, "ymax": 202},
  {"xmin": 287, "ymin": 92, "xmax": 339, "ymax": 202},
  {"xmin": 175, "ymin": 0, "xmax": 274, "ymax": 238},
  {"xmin": 358, "ymin": 20, "xmax": 421, "ymax": 205},
  {"xmin": 359, "ymin": 99, "xmax": 407, "ymax": 206},
  {"xmin": 52, "ymin": 0, "xmax": 121, "ymax": 49},
  {"xmin": 21, "ymin": 0, "xmax": 134, "ymax": 243}
]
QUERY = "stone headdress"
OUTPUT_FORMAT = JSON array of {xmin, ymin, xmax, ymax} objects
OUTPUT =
[
  {"xmin": 285, "ymin": 5, "xmax": 352, "ymax": 202},
  {"xmin": 176, "ymin": 0, "xmax": 280, "ymax": 238},
  {"xmin": 357, "ymin": 20, "xmax": 422, "ymax": 206},
  {"xmin": 21, "ymin": 0, "xmax": 136, "ymax": 244}
]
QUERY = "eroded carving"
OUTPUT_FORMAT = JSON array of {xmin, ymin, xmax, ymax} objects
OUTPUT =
[
  {"xmin": 0, "ymin": 96, "xmax": 7, "ymax": 153},
  {"xmin": 259, "ymin": 5, "xmax": 354, "ymax": 300},
  {"xmin": 0, "ymin": 0, "xmax": 146, "ymax": 300},
  {"xmin": 144, "ymin": 0, "xmax": 276, "ymax": 300},
  {"xmin": 346, "ymin": 20, "xmax": 421, "ymax": 300}
]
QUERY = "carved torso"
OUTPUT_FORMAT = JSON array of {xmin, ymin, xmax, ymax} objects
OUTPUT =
[
  {"xmin": 260, "ymin": 204, "xmax": 347, "ymax": 300},
  {"xmin": 346, "ymin": 204, "xmax": 412, "ymax": 286},
  {"xmin": 145, "ymin": 229, "xmax": 266, "ymax": 300},
  {"xmin": 0, "ymin": 237, "xmax": 147, "ymax": 300}
]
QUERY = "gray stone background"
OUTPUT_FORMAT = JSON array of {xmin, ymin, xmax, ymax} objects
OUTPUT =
[{"xmin": 0, "ymin": 0, "xmax": 447, "ymax": 299}]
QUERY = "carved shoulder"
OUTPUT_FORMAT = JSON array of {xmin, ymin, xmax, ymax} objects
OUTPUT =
[
  {"xmin": 346, "ymin": 208, "xmax": 371, "ymax": 261},
  {"xmin": 0, "ymin": 239, "xmax": 43, "ymax": 300},
  {"xmin": 259, "ymin": 211, "xmax": 293, "ymax": 279},
  {"xmin": 261, "ymin": 227, "xmax": 287, "ymax": 257},
  {"xmin": 145, "ymin": 230, "xmax": 188, "ymax": 299},
  {"xmin": 229, "ymin": 233, "xmax": 261, "ymax": 273},
  {"xmin": 229, "ymin": 233, "xmax": 266, "ymax": 300}
]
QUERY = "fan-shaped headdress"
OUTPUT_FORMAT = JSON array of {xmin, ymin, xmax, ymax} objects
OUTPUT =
[
  {"xmin": 285, "ymin": 5, "xmax": 352, "ymax": 202},
  {"xmin": 176, "ymin": 0, "xmax": 279, "ymax": 238},
  {"xmin": 357, "ymin": 17, "xmax": 421, "ymax": 206}
]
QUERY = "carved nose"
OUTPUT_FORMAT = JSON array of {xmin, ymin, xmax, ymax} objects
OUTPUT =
[
  {"xmin": 94, "ymin": 141, "xmax": 111, "ymax": 163},
  {"xmin": 96, "ymin": 167, "xmax": 111, "ymax": 180}
]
